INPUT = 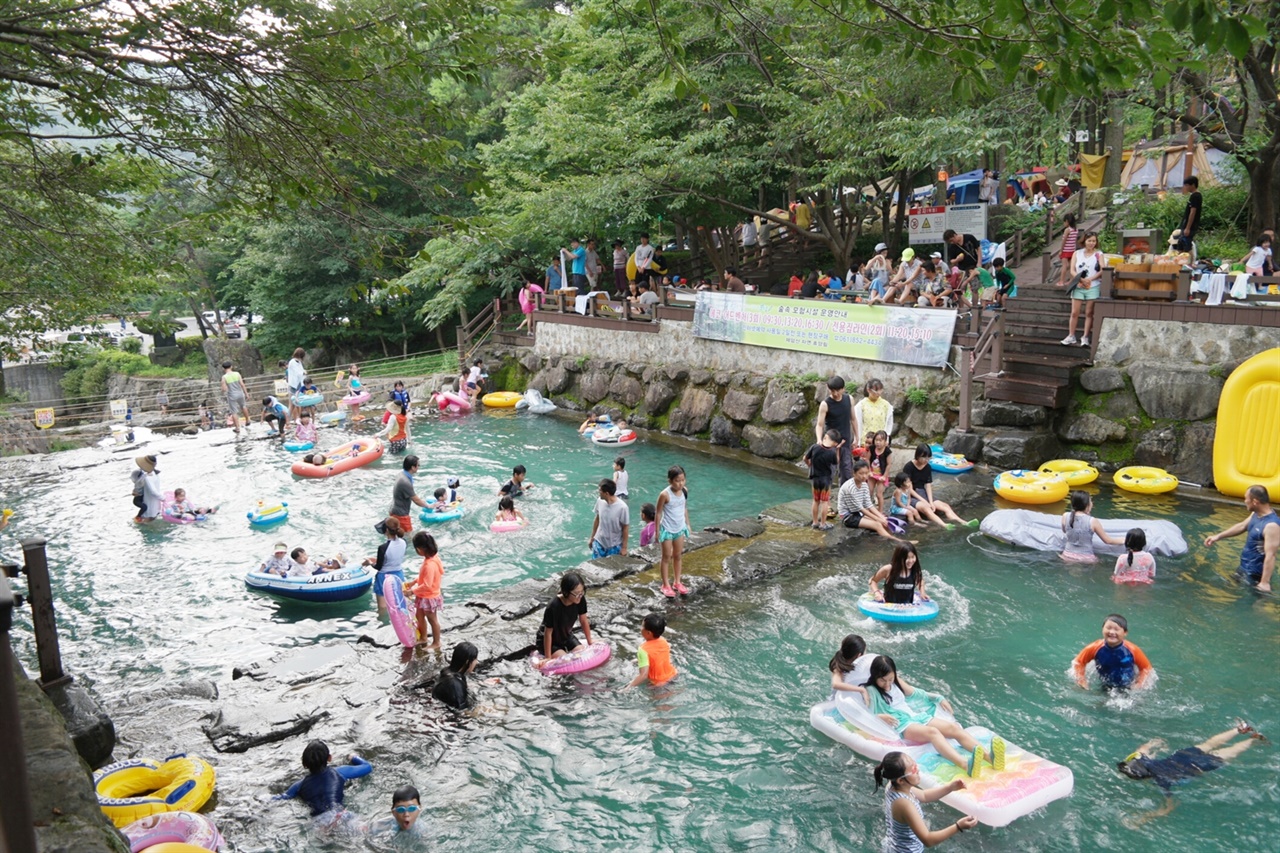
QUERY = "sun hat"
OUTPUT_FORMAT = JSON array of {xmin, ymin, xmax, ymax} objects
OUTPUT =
[
  {"xmin": 1054, "ymin": 178, "xmax": 1069, "ymax": 187},
  {"xmin": 135, "ymin": 455, "xmax": 156, "ymax": 473}
]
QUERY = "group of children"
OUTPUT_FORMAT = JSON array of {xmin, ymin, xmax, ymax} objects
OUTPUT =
[
  {"xmin": 259, "ymin": 542, "xmax": 347, "ymax": 577},
  {"xmin": 803, "ymin": 244, "xmax": 1014, "ymax": 312}
]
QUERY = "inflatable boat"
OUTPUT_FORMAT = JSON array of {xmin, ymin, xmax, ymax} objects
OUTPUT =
[
  {"xmin": 244, "ymin": 564, "xmax": 374, "ymax": 602},
  {"xmin": 515, "ymin": 388, "xmax": 556, "ymax": 414},
  {"xmin": 290, "ymin": 439, "xmax": 383, "ymax": 478},
  {"xmin": 980, "ymin": 508, "xmax": 1188, "ymax": 556}
]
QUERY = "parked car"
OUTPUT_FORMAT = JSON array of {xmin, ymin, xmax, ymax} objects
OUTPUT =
[{"xmin": 223, "ymin": 319, "xmax": 242, "ymax": 339}]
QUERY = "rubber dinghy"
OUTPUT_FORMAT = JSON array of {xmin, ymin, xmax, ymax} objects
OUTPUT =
[
  {"xmin": 980, "ymin": 508, "xmax": 1188, "ymax": 557},
  {"xmin": 810, "ymin": 695, "xmax": 1073, "ymax": 827}
]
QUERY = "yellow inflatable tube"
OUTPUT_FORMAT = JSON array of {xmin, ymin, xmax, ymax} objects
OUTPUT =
[
  {"xmin": 1113, "ymin": 466, "xmax": 1178, "ymax": 495},
  {"xmin": 482, "ymin": 391, "xmax": 523, "ymax": 408},
  {"xmin": 1038, "ymin": 459, "xmax": 1099, "ymax": 486},
  {"xmin": 95, "ymin": 755, "xmax": 216, "ymax": 828},
  {"xmin": 1213, "ymin": 347, "xmax": 1280, "ymax": 501},
  {"xmin": 993, "ymin": 470, "xmax": 1069, "ymax": 505}
]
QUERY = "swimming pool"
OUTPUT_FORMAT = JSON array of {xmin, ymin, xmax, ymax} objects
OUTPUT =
[{"xmin": 2, "ymin": 414, "xmax": 1276, "ymax": 851}]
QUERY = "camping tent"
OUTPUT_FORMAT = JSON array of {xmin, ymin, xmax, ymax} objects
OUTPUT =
[
  {"xmin": 947, "ymin": 168, "xmax": 985, "ymax": 204},
  {"xmin": 1119, "ymin": 138, "xmax": 1236, "ymax": 190}
]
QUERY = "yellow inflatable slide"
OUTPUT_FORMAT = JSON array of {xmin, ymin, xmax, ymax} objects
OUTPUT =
[{"xmin": 1213, "ymin": 347, "xmax": 1280, "ymax": 500}]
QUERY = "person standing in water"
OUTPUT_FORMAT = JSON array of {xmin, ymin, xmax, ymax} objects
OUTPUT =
[
  {"xmin": 873, "ymin": 751, "xmax": 977, "ymax": 852},
  {"xmin": 1204, "ymin": 484, "xmax": 1278, "ymax": 593}
]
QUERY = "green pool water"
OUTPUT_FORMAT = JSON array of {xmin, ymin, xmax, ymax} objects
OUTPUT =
[{"xmin": 2, "ymin": 413, "xmax": 1277, "ymax": 852}]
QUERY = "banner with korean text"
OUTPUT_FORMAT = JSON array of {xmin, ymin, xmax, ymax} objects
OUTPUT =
[{"xmin": 692, "ymin": 293, "xmax": 956, "ymax": 368}]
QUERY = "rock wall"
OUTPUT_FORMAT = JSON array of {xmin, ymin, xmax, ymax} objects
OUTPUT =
[
  {"xmin": 1014, "ymin": 320, "xmax": 1280, "ymax": 486},
  {"xmin": 2, "ymin": 363, "xmax": 68, "ymax": 408},
  {"xmin": 497, "ymin": 341, "xmax": 959, "ymax": 462}
]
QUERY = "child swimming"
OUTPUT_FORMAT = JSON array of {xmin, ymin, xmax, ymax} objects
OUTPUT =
[
  {"xmin": 1114, "ymin": 528, "xmax": 1157, "ymax": 584},
  {"xmin": 624, "ymin": 612, "xmax": 678, "ymax": 688},
  {"xmin": 1061, "ymin": 491, "xmax": 1124, "ymax": 563},
  {"xmin": 1072, "ymin": 613, "xmax": 1153, "ymax": 690},
  {"xmin": 869, "ymin": 543, "xmax": 927, "ymax": 604},
  {"xmin": 166, "ymin": 488, "xmax": 217, "ymax": 520},
  {"xmin": 612, "ymin": 456, "xmax": 629, "ymax": 501},
  {"xmin": 873, "ymin": 752, "xmax": 977, "ymax": 851},
  {"xmin": 494, "ymin": 496, "xmax": 526, "ymax": 525},
  {"xmin": 656, "ymin": 465, "xmax": 691, "ymax": 597},
  {"xmin": 533, "ymin": 572, "xmax": 594, "ymax": 666},
  {"xmin": 828, "ymin": 634, "xmax": 877, "ymax": 699},
  {"xmin": 499, "ymin": 465, "xmax": 532, "ymax": 497},
  {"xmin": 276, "ymin": 739, "xmax": 372, "ymax": 818},
  {"xmin": 293, "ymin": 412, "xmax": 317, "ymax": 444},
  {"xmin": 432, "ymin": 641, "xmax": 478, "ymax": 709}
]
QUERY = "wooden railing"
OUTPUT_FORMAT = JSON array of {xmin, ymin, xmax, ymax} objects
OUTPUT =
[
  {"xmin": 957, "ymin": 310, "xmax": 1005, "ymax": 432},
  {"xmin": 456, "ymin": 298, "xmax": 499, "ymax": 370}
]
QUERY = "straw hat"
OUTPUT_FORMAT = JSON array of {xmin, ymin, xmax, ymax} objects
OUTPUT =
[
  {"xmin": 135, "ymin": 455, "xmax": 156, "ymax": 473},
  {"xmin": 1054, "ymin": 178, "xmax": 1069, "ymax": 187}
]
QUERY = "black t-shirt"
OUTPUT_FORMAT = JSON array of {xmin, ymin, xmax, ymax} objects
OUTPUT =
[
  {"xmin": 805, "ymin": 443, "xmax": 838, "ymax": 484},
  {"xmin": 884, "ymin": 570, "xmax": 918, "ymax": 604},
  {"xmin": 903, "ymin": 460, "xmax": 933, "ymax": 492},
  {"xmin": 800, "ymin": 280, "xmax": 821, "ymax": 298},
  {"xmin": 1180, "ymin": 191, "xmax": 1203, "ymax": 237},
  {"xmin": 432, "ymin": 671, "xmax": 470, "ymax": 709},
  {"xmin": 822, "ymin": 394, "xmax": 853, "ymax": 443},
  {"xmin": 869, "ymin": 447, "xmax": 892, "ymax": 478},
  {"xmin": 947, "ymin": 234, "xmax": 982, "ymax": 271},
  {"xmin": 500, "ymin": 479, "xmax": 524, "ymax": 497},
  {"xmin": 995, "ymin": 268, "xmax": 1014, "ymax": 291},
  {"xmin": 538, "ymin": 595, "xmax": 587, "ymax": 652}
]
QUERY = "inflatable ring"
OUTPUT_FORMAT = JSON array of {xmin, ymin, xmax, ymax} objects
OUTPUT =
[
  {"xmin": 121, "ymin": 811, "xmax": 223, "ymax": 853},
  {"xmin": 1038, "ymin": 459, "xmax": 1099, "ymax": 486},
  {"xmin": 160, "ymin": 492, "xmax": 205, "ymax": 525},
  {"xmin": 342, "ymin": 390, "xmax": 371, "ymax": 406},
  {"xmin": 282, "ymin": 440, "xmax": 314, "ymax": 452},
  {"xmin": 856, "ymin": 592, "xmax": 940, "ymax": 624},
  {"xmin": 993, "ymin": 470, "xmax": 1069, "ymax": 505},
  {"xmin": 292, "ymin": 392, "xmax": 324, "ymax": 408},
  {"xmin": 928, "ymin": 444, "xmax": 973, "ymax": 474},
  {"xmin": 482, "ymin": 391, "xmax": 523, "ymax": 408},
  {"xmin": 419, "ymin": 502, "xmax": 465, "ymax": 524},
  {"xmin": 531, "ymin": 641, "xmax": 612, "ymax": 675},
  {"xmin": 317, "ymin": 410, "xmax": 346, "ymax": 424},
  {"xmin": 383, "ymin": 576, "xmax": 417, "ymax": 647},
  {"xmin": 94, "ymin": 755, "xmax": 216, "ymax": 828},
  {"xmin": 1114, "ymin": 466, "xmax": 1178, "ymax": 494},
  {"xmin": 436, "ymin": 391, "xmax": 472, "ymax": 414},
  {"xmin": 591, "ymin": 427, "xmax": 637, "ymax": 447},
  {"xmin": 247, "ymin": 501, "xmax": 288, "ymax": 526},
  {"xmin": 490, "ymin": 519, "xmax": 527, "ymax": 533}
]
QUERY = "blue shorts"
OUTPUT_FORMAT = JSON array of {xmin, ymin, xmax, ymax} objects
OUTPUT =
[
  {"xmin": 374, "ymin": 570, "xmax": 404, "ymax": 598},
  {"xmin": 591, "ymin": 541, "xmax": 622, "ymax": 559},
  {"xmin": 658, "ymin": 527, "xmax": 689, "ymax": 543}
]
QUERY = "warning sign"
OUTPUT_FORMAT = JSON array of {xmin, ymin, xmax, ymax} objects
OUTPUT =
[
  {"xmin": 34, "ymin": 407, "xmax": 55, "ymax": 429},
  {"xmin": 908, "ymin": 207, "xmax": 946, "ymax": 244}
]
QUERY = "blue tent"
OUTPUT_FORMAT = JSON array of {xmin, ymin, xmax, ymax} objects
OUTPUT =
[{"xmin": 946, "ymin": 169, "xmax": 986, "ymax": 205}]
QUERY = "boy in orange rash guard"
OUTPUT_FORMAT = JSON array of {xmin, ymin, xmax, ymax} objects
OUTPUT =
[
  {"xmin": 625, "ymin": 613, "xmax": 678, "ymax": 688},
  {"xmin": 1073, "ymin": 614, "xmax": 1152, "ymax": 690}
]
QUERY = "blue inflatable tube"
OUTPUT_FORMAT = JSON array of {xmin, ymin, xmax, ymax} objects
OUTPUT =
[
  {"xmin": 929, "ymin": 444, "xmax": 974, "ymax": 474},
  {"xmin": 283, "ymin": 440, "xmax": 314, "ymax": 452},
  {"xmin": 857, "ymin": 592, "xmax": 939, "ymax": 624},
  {"xmin": 419, "ymin": 503, "xmax": 465, "ymax": 524}
]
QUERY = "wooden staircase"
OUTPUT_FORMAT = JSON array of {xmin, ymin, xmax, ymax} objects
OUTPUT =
[{"xmin": 973, "ymin": 281, "xmax": 1095, "ymax": 407}]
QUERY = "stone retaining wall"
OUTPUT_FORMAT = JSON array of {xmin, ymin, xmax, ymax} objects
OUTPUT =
[{"xmin": 500, "ymin": 320, "xmax": 961, "ymax": 461}]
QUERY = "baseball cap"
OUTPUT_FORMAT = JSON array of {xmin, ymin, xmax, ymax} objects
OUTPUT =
[
  {"xmin": 930, "ymin": 252, "xmax": 942, "ymax": 259},
  {"xmin": 273, "ymin": 542, "xmax": 288, "ymax": 553},
  {"xmin": 446, "ymin": 476, "xmax": 460, "ymax": 488},
  {"xmin": 901, "ymin": 248, "xmax": 916, "ymax": 261},
  {"xmin": 875, "ymin": 242, "xmax": 887, "ymax": 252}
]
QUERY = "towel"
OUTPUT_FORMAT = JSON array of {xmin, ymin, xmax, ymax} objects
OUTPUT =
[
  {"xmin": 1229, "ymin": 273, "xmax": 1251, "ymax": 300},
  {"xmin": 1204, "ymin": 273, "xmax": 1227, "ymax": 306}
]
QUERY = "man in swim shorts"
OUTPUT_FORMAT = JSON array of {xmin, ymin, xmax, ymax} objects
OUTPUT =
[
  {"xmin": 1117, "ymin": 721, "xmax": 1268, "ymax": 824},
  {"xmin": 589, "ymin": 478, "xmax": 629, "ymax": 558},
  {"xmin": 1204, "ymin": 484, "xmax": 1278, "ymax": 593}
]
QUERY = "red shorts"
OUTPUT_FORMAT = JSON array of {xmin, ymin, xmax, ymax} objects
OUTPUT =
[
  {"xmin": 394, "ymin": 514, "xmax": 412, "ymax": 534},
  {"xmin": 812, "ymin": 486, "xmax": 831, "ymax": 501}
]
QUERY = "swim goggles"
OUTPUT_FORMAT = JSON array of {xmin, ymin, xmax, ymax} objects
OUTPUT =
[{"xmin": 393, "ymin": 805, "xmax": 420, "ymax": 815}]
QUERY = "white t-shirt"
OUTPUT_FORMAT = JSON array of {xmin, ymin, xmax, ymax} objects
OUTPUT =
[
  {"xmin": 286, "ymin": 358, "xmax": 305, "ymax": 390},
  {"xmin": 467, "ymin": 365, "xmax": 482, "ymax": 384},
  {"xmin": 1245, "ymin": 245, "xmax": 1271, "ymax": 269},
  {"xmin": 634, "ymin": 243, "xmax": 655, "ymax": 269},
  {"xmin": 613, "ymin": 469, "xmax": 629, "ymax": 496}
]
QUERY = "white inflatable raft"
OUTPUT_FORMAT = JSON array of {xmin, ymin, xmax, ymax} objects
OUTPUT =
[{"xmin": 979, "ymin": 509, "xmax": 1188, "ymax": 557}]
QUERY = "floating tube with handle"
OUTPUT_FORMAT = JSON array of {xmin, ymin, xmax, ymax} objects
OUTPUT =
[{"xmin": 980, "ymin": 508, "xmax": 1188, "ymax": 556}]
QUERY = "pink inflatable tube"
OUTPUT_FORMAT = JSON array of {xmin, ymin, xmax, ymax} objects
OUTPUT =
[
  {"xmin": 490, "ymin": 519, "xmax": 526, "ymax": 533},
  {"xmin": 436, "ymin": 391, "xmax": 473, "ymax": 413},
  {"xmin": 121, "ymin": 811, "xmax": 224, "ymax": 852},
  {"xmin": 160, "ymin": 491, "xmax": 205, "ymax": 524},
  {"xmin": 383, "ymin": 576, "xmax": 418, "ymax": 648},
  {"xmin": 531, "ymin": 641, "xmax": 612, "ymax": 676},
  {"xmin": 342, "ymin": 390, "xmax": 371, "ymax": 406}
]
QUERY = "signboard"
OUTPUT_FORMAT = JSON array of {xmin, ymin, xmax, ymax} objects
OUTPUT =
[
  {"xmin": 908, "ymin": 206, "xmax": 946, "ymax": 244},
  {"xmin": 34, "ymin": 407, "xmax": 55, "ymax": 429},
  {"xmin": 110, "ymin": 399, "xmax": 128, "ymax": 420},
  {"xmin": 692, "ymin": 293, "xmax": 956, "ymax": 368},
  {"xmin": 273, "ymin": 379, "xmax": 290, "ymax": 397},
  {"xmin": 945, "ymin": 204, "xmax": 988, "ymax": 239}
]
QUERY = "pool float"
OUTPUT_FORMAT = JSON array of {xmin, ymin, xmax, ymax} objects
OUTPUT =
[
  {"xmin": 419, "ymin": 502, "xmax": 465, "ymax": 524},
  {"xmin": 121, "ymin": 811, "xmax": 223, "ymax": 853},
  {"xmin": 516, "ymin": 389, "xmax": 556, "ymax": 414},
  {"xmin": 856, "ymin": 592, "xmax": 939, "ymax": 624},
  {"xmin": 1113, "ymin": 466, "xmax": 1178, "ymax": 495},
  {"xmin": 244, "ymin": 564, "xmax": 375, "ymax": 602},
  {"xmin": 290, "ymin": 439, "xmax": 384, "ymax": 478},
  {"xmin": 482, "ymin": 391, "xmax": 523, "ymax": 408},
  {"xmin": 530, "ymin": 641, "xmax": 612, "ymax": 675},
  {"xmin": 1213, "ymin": 347, "xmax": 1280, "ymax": 501},
  {"xmin": 383, "ymin": 575, "xmax": 417, "ymax": 647},
  {"xmin": 160, "ymin": 492, "xmax": 206, "ymax": 524},
  {"xmin": 1038, "ymin": 459, "xmax": 1099, "ymax": 486},
  {"xmin": 580, "ymin": 414, "xmax": 612, "ymax": 437},
  {"xmin": 980, "ymin": 508, "xmax": 1188, "ymax": 556},
  {"xmin": 809, "ymin": 695, "xmax": 1074, "ymax": 827},
  {"xmin": 140, "ymin": 846, "xmax": 222, "ymax": 853},
  {"xmin": 282, "ymin": 440, "xmax": 314, "ymax": 452},
  {"xmin": 928, "ymin": 444, "xmax": 974, "ymax": 474},
  {"xmin": 94, "ymin": 754, "xmax": 216, "ymax": 828},
  {"xmin": 993, "ymin": 470, "xmax": 1069, "ymax": 505},
  {"xmin": 318, "ymin": 410, "xmax": 346, "ymax": 424},
  {"xmin": 341, "ymin": 390, "xmax": 371, "ymax": 406},
  {"xmin": 591, "ymin": 427, "xmax": 637, "ymax": 447},
  {"xmin": 490, "ymin": 519, "xmax": 527, "ymax": 533},
  {"xmin": 436, "ymin": 390, "xmax": 473, "ymax": 414},
  {"xmin": 246, "ymin": 500, "xmax": 288, "ymax": 527},
  {"xmin": 292, "ymin": 392, "xmax": 324, "ymax": 407}
]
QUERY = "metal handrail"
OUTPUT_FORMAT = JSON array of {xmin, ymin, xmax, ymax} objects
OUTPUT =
[{"xmin": 0, "ymin": 561, "xmax": 39, "ymax": 853}]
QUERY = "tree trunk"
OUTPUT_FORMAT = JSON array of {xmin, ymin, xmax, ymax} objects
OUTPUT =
[
  {"xmin": 1248, "ymin": 148, "xmax": 1279, "ymax": 236},
  {"xmin": 435, "ymin": 326, "xmax": 447, "ymax": 351},
  {"xmin": 1103, "ymin": 96, "xmax": 1125, "ymax": 187},
  {"xmin": 891, "ymin": 168, "xmax": 911, "ymax": 254}
]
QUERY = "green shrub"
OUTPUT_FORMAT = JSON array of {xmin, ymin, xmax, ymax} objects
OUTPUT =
[
  {"xmin": 905, "ymin": 386, "xmax": 930, "ymax": 406},
  {"xmin": 120, "ymin": 336, "xmax": 142, "ymax": 354}
]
